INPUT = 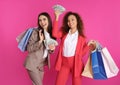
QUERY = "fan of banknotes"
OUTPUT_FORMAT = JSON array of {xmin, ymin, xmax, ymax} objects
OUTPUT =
[{"xmin": 53, "ymin": 4, "xmax": 66, "ymax": 13}]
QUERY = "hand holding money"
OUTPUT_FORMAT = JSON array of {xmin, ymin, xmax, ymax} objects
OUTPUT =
[
  {"xmin": 53, "ymin": 4, "xmax": 66, "ymax": 20},
  {"xmin": 53, "ymin": 4, "xmax": 66, "ymax": 13}
]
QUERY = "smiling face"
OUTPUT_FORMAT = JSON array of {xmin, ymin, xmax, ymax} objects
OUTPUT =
[
  {"xmin": 67, "ymin": 15, "xmax": 77, "ymax": 30},
  {"xmin": 38, "ymin": 15, "xmax": 49, "ymax": 31}
]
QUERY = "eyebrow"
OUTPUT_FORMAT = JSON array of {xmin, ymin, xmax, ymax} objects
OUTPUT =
[{"xmin": 39, "ymin": 17, "xmax": 47, "ymax": 20}]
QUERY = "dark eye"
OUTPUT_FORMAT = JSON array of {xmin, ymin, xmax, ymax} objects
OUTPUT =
[
  {"xmin": 39, "ymin": 19, "xmax": 41, "ymax": 21},
  {"xmin": 43, "ymin": 18, "xmax": 46, "ymax": 21},
  {"xmin": 72, "ymin": 19, "xmax": 74, "ymax": 21}
]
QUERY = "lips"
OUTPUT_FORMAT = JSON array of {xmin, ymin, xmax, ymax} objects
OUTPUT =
[{"xmin": 41, "ymin": 24, "xmax": 46, "ymax": 27}]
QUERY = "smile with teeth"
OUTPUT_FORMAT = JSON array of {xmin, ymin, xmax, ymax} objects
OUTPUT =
[{"xmin": 42, "ymin": 24, "xmax": 46, "ymax": 27}]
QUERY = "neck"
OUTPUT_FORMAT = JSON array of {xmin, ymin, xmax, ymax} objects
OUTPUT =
[
  {"xmin": 70, "ymin": 28, "xmax": 77, "ymax": 34},
  {"xmin": 43, "ymin": 28, "xmax": 48, "ymax": 32}
]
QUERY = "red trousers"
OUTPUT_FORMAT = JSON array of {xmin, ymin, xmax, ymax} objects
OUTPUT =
[{"xmin": 55, "ymin": 56, "xmax": 82, "ymax": 85}]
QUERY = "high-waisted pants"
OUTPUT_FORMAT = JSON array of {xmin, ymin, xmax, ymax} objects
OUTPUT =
[{"xmin": 55, "ymin": 56, "xmax": 82, "ymax": 85}]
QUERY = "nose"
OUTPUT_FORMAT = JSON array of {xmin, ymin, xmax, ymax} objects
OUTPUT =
[
  {"xmin": 69, "ymin": 20, "xmax": 73, "ymax": 24},
  {"xmin": 41, "ymin": 20, "xmax": 44, "ymax": 23},
  {"xmin": 40, "ymin": 20, "xmax": 45, "ymax": 25},
  {"xmin": 68, "ymin": 21, "xmax": 73, "ymax": 26}
]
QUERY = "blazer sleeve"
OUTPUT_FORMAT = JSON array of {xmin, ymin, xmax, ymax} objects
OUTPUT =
[
  {"xmin": 52, "ymin": 20, "xmax": 63, "ymax": 39},
  {"xmin": 27, "ymin": 30, "xmax": 43, "ymax": 53},
  {"xmin": 82, "ymin": 39, "xmax": 90, "ymax": 57}
]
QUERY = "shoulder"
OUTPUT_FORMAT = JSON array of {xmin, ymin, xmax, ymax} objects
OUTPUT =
[
  {"xmin": 78, "ymin": 35, "xmax": 87, "ymax": 45},
  {"xmin": 31, "ymin": 28, "xmax": 39, "ymax": 33},
  {"xmin": 32, "ymin": 27, "xmax": 39, "ymax": 31},
  {"xmin": 79, "ymin": 35, "xmax": 86, "ymax": 40},
  {"xmin": 28, "ymin": 28, "xmax": 39, "ymax": 39}
]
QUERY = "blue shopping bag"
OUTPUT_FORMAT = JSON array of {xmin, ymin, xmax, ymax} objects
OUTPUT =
[
  {"xmin": 91, "ymin": 49, "xmax": 107, "ymax": 79},
  {"xmin": 18, "ymin": 28, "xmax": 33, "ymax": 52}
]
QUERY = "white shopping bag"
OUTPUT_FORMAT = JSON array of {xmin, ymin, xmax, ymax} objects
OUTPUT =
[
  {"xmin": 101, "ymin": 47, "xmax": 119, "ymax": 78},
  {"xmin": 81, "ymin": 55, "xmax": 93, "ymax": 78}
]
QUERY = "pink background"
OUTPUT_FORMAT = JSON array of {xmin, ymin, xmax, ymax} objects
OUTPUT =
[{"xmin": 0, "ymin": 0, "xmax": 120, "ymax": 85}]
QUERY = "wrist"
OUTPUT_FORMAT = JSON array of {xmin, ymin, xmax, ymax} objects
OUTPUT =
[
  {"xmin": 39, "ymin": 40, "xmax": 43, "ymax": 44},
  {"xmin": 55, "ymin": 16, "xmax": 59, "ymax": 21}
]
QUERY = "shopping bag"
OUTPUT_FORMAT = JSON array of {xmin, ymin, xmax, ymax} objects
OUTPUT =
[
  {"xmin": 91, "ymin": 49, "xmax": 107, "ymax": 79},
  {"xmin": 101, "ymin": 47, "xmax": 119, "ymax": 78},
  {"xmin": 16, "ymin": 30, "xmax": 27, "ymax": 43},
  {"xmin": 81, "ymin": 55, "xmax": 93, "ymax": 78},
  {"xmin": 18, "ymin": 28, "xmax": 33, "ymax": 52}
]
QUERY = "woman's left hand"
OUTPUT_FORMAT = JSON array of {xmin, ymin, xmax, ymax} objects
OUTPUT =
[
  {"xmin": 88, "ymin": 40, "xmax": 96, "ymax": 51},
  {"xmin": 48, "ymin": 44, "xmax": 55, "ymax": 51}
]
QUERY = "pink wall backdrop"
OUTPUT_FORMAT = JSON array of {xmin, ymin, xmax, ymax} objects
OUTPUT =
[{"xmin": 0, "ymin": 0, "xmax": 120, "ymax": 85}]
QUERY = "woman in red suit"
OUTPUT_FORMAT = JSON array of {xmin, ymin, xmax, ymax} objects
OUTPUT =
[{"xmin": 52, "ymin": 11, "xmax": 96, "ymax": 85}]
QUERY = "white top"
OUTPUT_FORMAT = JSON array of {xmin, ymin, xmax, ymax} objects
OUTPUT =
[
  {"xmin": 63, "ymin": 30, "xmax": 78, "ymax": 57},
  {"xmin": 43, "ymin": 30, "xmax": 58, "ymax": 58},
  {"xmin": 43, "ymin": 30, "xmax": 50, "ymax": 58}
]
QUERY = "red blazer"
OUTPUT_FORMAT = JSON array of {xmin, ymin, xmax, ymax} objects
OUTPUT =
[{"xmin": 53, "ymin": 21, "xmax": 89, "ymax": 77}]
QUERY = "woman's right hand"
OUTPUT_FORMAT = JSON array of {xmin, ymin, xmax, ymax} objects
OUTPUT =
[
  {"xmin": 39, "ymin": 30, "xmax": 44, "ymax": 42},
  {"xmin": 54, "ymin": 10, "xmax": 61, "ymax": 21}
]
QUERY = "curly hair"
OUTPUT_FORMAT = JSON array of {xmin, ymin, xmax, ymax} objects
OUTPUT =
[{"xmin": 61, "ymin": 11, "xmax": 85, "ymax": 37}]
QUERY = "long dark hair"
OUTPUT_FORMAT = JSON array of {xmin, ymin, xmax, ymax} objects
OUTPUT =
[
  {"xmin": 37, "ymin": 12, "xmax": 55, "ymax": 39},
  {"xmin": 61, "ymin": 11, "xmax": 85, "ymax": 37}
]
